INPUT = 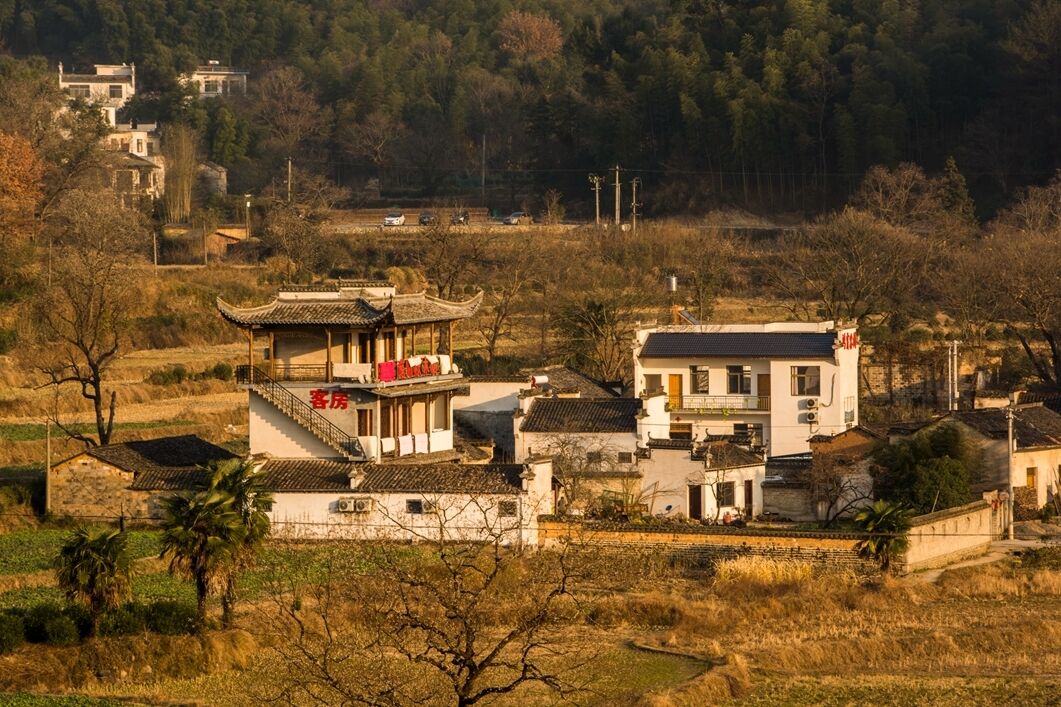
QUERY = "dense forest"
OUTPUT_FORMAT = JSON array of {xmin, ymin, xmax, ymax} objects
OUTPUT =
[{"xmin": 2, "ymin": 0, "xmax": 1057, "ymax": 215}]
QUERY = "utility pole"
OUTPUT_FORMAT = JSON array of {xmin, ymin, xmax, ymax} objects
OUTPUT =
[
  {"xmin": 1005, "ymin": 392, "xmax": 1017, "ymax": 540},
  {"xmin": 244, "ymin": 194, "xmax": 252, "ymax": 240},
  {"xmin": 287, "ymin": 156, "xmax": 293, "ymax": 203},
  {"xmin": 45, "ymin": 417, "xmax": 51, "ymax": 516},
  {"xmin": 481, "ymin": 134, "xmax": 486, "ymax": 206},
  {"xmin": 588, "ymin": 174, "xmax": 604, "ymax": 225},
  {"xmin": 631, "ymin": 177, "xmax": 642, "ymax": 233},
  {"xmin": 613, "ymin": 164, "xmax": 621, "ymax": 226},
  {"xmin": 152, "ymin": 229, "xmax": 158, "ymax": 274}
]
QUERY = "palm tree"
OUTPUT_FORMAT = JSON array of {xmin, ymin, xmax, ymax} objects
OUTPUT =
[
  {"xmin": 853, "ymin": 500, "xmax": 912, "ymax": 573},
  {"xmin": 55, "ymin": 526, "xmax": 131, "ymax": 636},
  {"xmin": 207, "ymin": 458, "xmax": 273, "ymax": 628},
  {"xmin": 158, "ymin": 490, "xmax": 244, "ymax": 629}
]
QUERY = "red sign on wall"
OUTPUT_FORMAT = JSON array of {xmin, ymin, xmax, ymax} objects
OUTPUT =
[
  {"xmin": 378, "ymin": 358, "xmax": 441, "ymax": 382},
  {"xmin": 310, "ymin": 390, "xmax": 349, "ymax": 409},
  {"xmin": 840, "ymin": 332, "xmax": 860, "ymax": 350}
]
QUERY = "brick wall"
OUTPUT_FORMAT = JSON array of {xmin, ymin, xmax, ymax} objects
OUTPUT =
[
  {"xmin": 761, "ymin": 484, "xmax": 816, "ymax": 521},
  {"xmin": 49, "ymin": 455, "xmax": 156, "ymax": 522},
  {"xmin": 537, "ymin": 518, "xmax": 873, "ymax": 571}
]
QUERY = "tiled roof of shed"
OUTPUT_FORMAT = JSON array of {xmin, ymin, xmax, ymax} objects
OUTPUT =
[
  {"xmin": 82, "ymin": 435, "xmax": 236, "ymax": 491},
  {"xmin": 216, "ymin": 290, "xmax": 482, "ymax": 327},
  {"xmin": 640, "ymin": 332, "xmax": 837, "ymax": 359},
  {"xmin": 257, "ymin": 459, "xmax": 524, "ymax": 494},
  {"xmin": 698, "ymin": 442, "xmax": 763, "ymax": 469},
  {"xmin": 520, "ymin": 398, "xmax": 640, "ymax": 434}
]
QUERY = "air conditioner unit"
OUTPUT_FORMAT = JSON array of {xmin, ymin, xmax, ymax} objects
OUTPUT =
[
  {"xmin": 806, "ymin": 411, "xmax": 819, "ymax": 424},
  {"xmin": 338, "ymin": 497, "xmax": 373, "ymax": 513},
  {"xmin": 805, "ymin": 398, "xmax": 819, "ymax": 410}
]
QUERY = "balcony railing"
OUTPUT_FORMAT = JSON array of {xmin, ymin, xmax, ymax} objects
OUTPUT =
[
  {"xmin": 269, "ymin": 363, "xmax": 331, "ymax": 382},
  {"xmin": 667, "ymin": 395, "xmax": 771, "ymax": 413}
]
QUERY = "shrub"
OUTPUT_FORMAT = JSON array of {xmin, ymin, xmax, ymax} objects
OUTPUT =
[
  {"xmin": 62, "ymin": 602, "xmax": 93, "ymax": 639},
  {"xmin": 23, "ymin": 603, "xmax": 64, "ymax": 643},
  {"xmin": 145, "ymin": 600, "xmax": 197, "ymax": 635},
  {"xmin": 146, "ymin": 364, "xmax": 189, "ymax": 385},
  {"xmin": 99, "ymin": 603, "xmax": 147, "ymax": 637},
  {"xmin": 0, "ymin": 613, "xmax": 25, "ymax": 653},
  {"xmin": 210, "ymin": 361, "xmax": 233, "ymax": 381},
  {"xmin": 0, "ymin": 328, "xmax": 16, "ymax": 355},
  {"xmin": 43, "ymin": 615, "xmax": 79, "ymax": 645}
]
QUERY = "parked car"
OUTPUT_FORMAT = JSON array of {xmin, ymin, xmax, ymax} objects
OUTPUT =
[
  {"xmin": 383, "ymin": 212, "xmax": 406, "ymax": 226},
  {"xmin": 418, "ymin": 210, "xmax": 437, "ymax": 226},
  {"xmin": 450, "ymin": 209, "xmax": 469, "ymax": 225},
  {"xmin": 502, "ymin": 211, "xmax": 530, "ymax": 225}
]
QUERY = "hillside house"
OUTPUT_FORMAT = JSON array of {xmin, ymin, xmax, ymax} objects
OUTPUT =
[
  {"xmin": 58, "ymin": 62, "xmax": 135, "ymax": 127},
  {"xmin": 217, "ymin": 281, "xmax": 555, "ymax": 541},
  {"xmin": 633, "ymin": 322, "xmax": 860, "ymax": 456},
  {"xmin": 182, "ymin": 63, "xmax": 248, "ymax": 98}
]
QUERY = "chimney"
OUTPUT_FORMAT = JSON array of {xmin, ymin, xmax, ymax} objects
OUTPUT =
[{"xmin": 348, "ymin": 467, "xmax": 365, "ymax": 490}]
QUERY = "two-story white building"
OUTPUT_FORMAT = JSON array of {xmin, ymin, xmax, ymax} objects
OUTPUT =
[
  {"xmin": 58, "ymin": 63, "xmax": 135, "ymax": 127},
  {"xmin": 182, "ymin": 62, "xmax": 248, "ymax": 98},
  {"xmin": 217, "ymin": 281, "xmax": 555, "ymax": 543},
  {"xmin": 633, "ymin": 322, "xmax": 860, "ymax": 457}
]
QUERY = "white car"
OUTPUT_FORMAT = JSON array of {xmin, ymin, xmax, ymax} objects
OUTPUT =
[{"xmin": 383, "ymin": 212, "xmax": 406, "ymax": 226}]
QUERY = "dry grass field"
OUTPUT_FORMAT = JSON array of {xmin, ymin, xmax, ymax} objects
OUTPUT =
[{"xmin": 1, "ymin": 543, "xmax": 1055, "ymax": 705}]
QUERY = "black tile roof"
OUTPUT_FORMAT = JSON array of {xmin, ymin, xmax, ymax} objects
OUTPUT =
[
  {"xmin": 639, "ymin": 332, "xmax": 837, "ymax": 359},
  {"xmin": 520, "ymin": 398, "xmax": 640, "ymax": 434},
  {"xmin": 953, "ymin": 405, "xmax": 1061, "ymax": 449},
  {"xmin": 258, "ymin": 459, "xmax": 524, "ymax": 494},
  {"xmin": 1020, "ymin": 390, "xmax": 1061, "ymax": 415},
  {"xmin": 82, "ymin": 435, "xmax": 236, "ymax": 491},
  {"xmin": 647, "ymin": 438, "xmax": 692, "ymax": 450},
  {"xmin": 216, "ymin": 290, "xmax": 482, "ymax": 327},
  {"xmin": 697, "ymin": 442, "xmax": 763, "ymax": 469}
]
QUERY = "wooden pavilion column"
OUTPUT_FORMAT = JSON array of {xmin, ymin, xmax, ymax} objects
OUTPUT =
[
  {"xmin": 246, "ymin": 329, "xmax": 254, "ymax": 370},
  {"xmin": 325, "ymin": 328, "xmax": 333, "ymax": 382},
  {"xmin": 410, "ymin": 326, "xmax": 417, "ymax": 356},
  {"xmin": 429, "ymin": 323, "xmax": 437, "ymax": 355},
  {"xmin": 447, "ymin": 320, "xmax": 454, "ymax": 355},
  {"xmin": 268, "ymin": 331, "xmax": 275, "ymax": 378}
]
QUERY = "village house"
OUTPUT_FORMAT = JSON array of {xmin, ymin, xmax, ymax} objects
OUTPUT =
[
  {"xmin": 893, "ymin": 404, "xmax": 1061, "ymax": 514},
  {"xmin": 58, "ymin": 62, "xmax": 134, "ymax": 127},
  {"xmin": 633, "ymin": 321, "xmax": 860, "ymax": 457},
  {"xmin": 453, "ymin": 365, "xmax": 619, "ymax": 461},
  {"xmin": 215, "ymin": 280, "xmax": 555, "ymax": 541},
  {"xmin": 182, "ymin": 62, "xmax": 249, "ymax": 98},
  {"xmin": 761, "ymin": 426, "xmax": 880, "ymax": 522},
  {"xmin": 47, "ymin": 435, "xmax": 237, "ymax": 521}
]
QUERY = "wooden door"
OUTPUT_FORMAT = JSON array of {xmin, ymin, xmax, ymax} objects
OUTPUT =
[
  {"xmin": 744, "ymin": 479, "xmax": 754, "ymax": 518},
  {"xmin": 688, "ymin": 485, "xmax": 703, "ymax": 520},
  {"xmin": 668, "ymin": 374, "xmax": 683, "ymax": 409},
  {"xmin": 757, "ymin": 374, "xmax": 771, "ymax": 399}
]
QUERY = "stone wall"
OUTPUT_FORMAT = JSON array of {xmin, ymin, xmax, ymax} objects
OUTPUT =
[
  {"xmin": 901, "ymin": 500, "xmax": 995, "ymax": 573},
  {"xmin": 537, "ymin": 519, "xmax": 873, "ymax": 571},
  {"xmin": 49, "ymin": 455, "xmax": 156, "ymax": 522},
  {"xmin": 761, "ymin": 484, "xmax": 816, "ymax": 521}
]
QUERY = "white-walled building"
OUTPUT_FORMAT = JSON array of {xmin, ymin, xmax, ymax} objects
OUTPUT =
[
  {"xmin": 58, "ymin": 63, "xmax": 135, "ymax": 127},
  {"xmin": 633, "ymin": 322, "xmax": 860, "ymax": 456},
  {"xmin": 217, "ymin": 281, "xmax": 555, "ymax": 542},
  {"xmin": 182, "ymin": 62, "xmax": 248, "ymax": 98}
]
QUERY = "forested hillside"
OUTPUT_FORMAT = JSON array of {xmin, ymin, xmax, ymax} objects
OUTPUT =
[{"xmin": 2, "ymin": 0, "xmax": 1058, "ymax": 213}]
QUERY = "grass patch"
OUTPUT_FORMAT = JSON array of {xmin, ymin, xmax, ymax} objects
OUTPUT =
[
  {"xmin": 0, "ymin": 530, "xmax": 160, "ymax": 576},
  {"xmin": 713, "ymin": 556, "xmax": 813, "ymax": 585},
  {"xmin": 730, "ymin": 675, "xmax": 1061, "ymax": 706},
  {"xmin": 0, "ymin": 421, "xmax": 194, "ymax": 442},
  {"xmin": 0, "ymin": 696, "xmax": 125, "ymax": 706}
]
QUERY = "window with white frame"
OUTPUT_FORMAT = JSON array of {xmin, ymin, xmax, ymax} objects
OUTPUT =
[
  {"xmin": 690, "ymin": 365, "xmax": 710, "ymax": 394},
  {"xmin": 727, "ymin": 365, "xmax": 751, "ymax": 394},
  {"xmin": 790, "ymin": 366, "xmax": 821, "ymax": 396}
]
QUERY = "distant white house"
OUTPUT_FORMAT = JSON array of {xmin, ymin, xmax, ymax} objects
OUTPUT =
[
  {"xmin": 182, "ymin": 62, "xmax": 248, "ymax": 98},
  {"xmin": 58, "ymin": 63, "xmax": 135, "ymax": 127},
  {"xmin": 633, "ymin": 321, "xmax": 860, "ymax": 456}
]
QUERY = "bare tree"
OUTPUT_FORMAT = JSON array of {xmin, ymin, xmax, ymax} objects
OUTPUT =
[
  {"xmin": 162, "ymin": 124, "xmax": 198, "ymax": 224},
  {"xmin": 253, "ymin": 66, "xmax": 331, "ymax": 155},
  {"xmin": 766, "ymin": 208, "xmax": 928, "ymax": 325},
  {"xmin": 807, "ymin": 453, "xmax": 874, "ymax": 528},
  {"xmin": 476, "ymin": 245, "xmax": 533, "ymax": 371},
  {"xmin": 552, "ymin": 293, "xmax": 636, "ymax": 387},
  {"xmin": 497, "ymin": 10, "xmax": 565, "ymax": 63},
  {"xmin": 536, "ymin": 433, "xmax": 636, "ymax": 513},
  {"xmin": 416, "ymin": 221, "xmax": 495, "ymax": 300},
  {"xmin": 263, "ymin": 202, "xmax": 326, "ymax": 280},
  {"xmin": 337, "ymin": 110, "xmax": 404, "ymax": 191},
  {"xmin": 258, "ymin": 499, "xmax": 592, "ymax": 706},
  {"xmin": 35, "ymin": 189, "xmax": 144, "ymax": 446}
]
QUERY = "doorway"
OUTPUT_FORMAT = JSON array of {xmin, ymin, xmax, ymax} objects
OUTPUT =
[
  {"xmin": 668, "ymin": 374, "xmax": 683, "ymax": 409},
  {"xmin": 744, "ymin": 479, "xmax": 754, "ymax": 518},
  {"xmin": 688, "ymin": 484, "xmax": 703, "ymax": 520}
]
